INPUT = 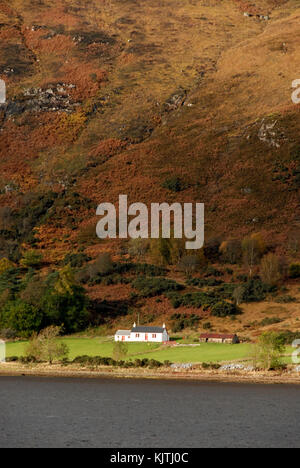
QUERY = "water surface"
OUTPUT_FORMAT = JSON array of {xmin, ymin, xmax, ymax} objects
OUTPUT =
[{"xmin": 0, "ymin": 376, "xmax": 299, "ymax": 448}]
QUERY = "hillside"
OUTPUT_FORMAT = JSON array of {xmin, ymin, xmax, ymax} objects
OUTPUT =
[{"xmin": 0, "ymin": 0, "xmax": 299, "ymax": 340}]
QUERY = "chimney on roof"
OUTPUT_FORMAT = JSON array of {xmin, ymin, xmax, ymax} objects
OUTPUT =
[
  {"xmin": 133, "ymin": 322, "xmax": 136, "ymax": 328},
  {"xmin": 163, "ymin": 323, "xmax": 166, "ymax": 329}
]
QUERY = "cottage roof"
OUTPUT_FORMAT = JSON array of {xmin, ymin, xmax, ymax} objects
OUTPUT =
[
  {"xmin": 132, "ymin": 326, "xmax": 166, "ymax": 334},
  {"xmin": 115, "ymin": 330, "xmax": 131, "ymax": 336}
]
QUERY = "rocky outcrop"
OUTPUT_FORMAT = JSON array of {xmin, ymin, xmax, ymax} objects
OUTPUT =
[{"xmin": 3, "ymin": 83, "xmax": 81, "ymax": 117}]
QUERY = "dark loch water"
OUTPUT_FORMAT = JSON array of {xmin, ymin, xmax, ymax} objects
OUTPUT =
[{"xmin": 0, "ymin": 376, "xmax": 299, "ymax": 448}]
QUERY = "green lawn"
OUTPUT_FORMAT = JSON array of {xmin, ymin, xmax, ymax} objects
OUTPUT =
[{"xmin": 6, "ymin": 338, "xmax": 255, "ymax": 363}]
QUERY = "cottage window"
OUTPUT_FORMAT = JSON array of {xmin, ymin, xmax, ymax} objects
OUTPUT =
[
  {"xmin": 152, "ymin": 334, "xmax": 156, "ymax": 338},
  {"xmin": 136, "ymin": 333, "xmax": 140, "ymax": 338}
]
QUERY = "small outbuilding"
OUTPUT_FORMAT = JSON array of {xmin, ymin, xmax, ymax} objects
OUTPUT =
[{"xmin": 199, "ymin": 333, "xmax": 240, "ymax": 344}]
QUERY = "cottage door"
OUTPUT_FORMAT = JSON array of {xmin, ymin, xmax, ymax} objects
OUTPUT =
[
  {"xmin": 145, "ymin": 334, "xmax": 148, "ymax": 341},
  {"xmin": 122, "ymin": 336, "xmax": 125, "ymax": 341}
]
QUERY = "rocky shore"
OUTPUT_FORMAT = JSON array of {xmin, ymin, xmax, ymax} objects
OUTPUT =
[{"xmin": 1, "ymin": 362, "xmax": 300, "ymax": 385}]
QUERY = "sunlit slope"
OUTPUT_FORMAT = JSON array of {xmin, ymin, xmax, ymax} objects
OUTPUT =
[{"xmin": 0, "ymin": 0, "xmax": 298, "ymax": 257}]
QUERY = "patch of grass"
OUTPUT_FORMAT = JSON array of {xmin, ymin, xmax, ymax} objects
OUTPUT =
[{"xmin": 6, "ymin": 338, "xmax": 253, "ymax": 363}]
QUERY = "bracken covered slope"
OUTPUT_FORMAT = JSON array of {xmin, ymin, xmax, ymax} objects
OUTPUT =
[{"xmin": 0, "ymin": 0, "xmax": 299, "ymax": 261}]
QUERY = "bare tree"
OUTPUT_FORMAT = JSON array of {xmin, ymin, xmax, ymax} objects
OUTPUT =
[
  {"xmin": 26, "ymin": 326, "xmax": 69, "ymax": 364},
  {"xmin": 260, "ymin": 253, "xmax": 281, "ymax": 286}
]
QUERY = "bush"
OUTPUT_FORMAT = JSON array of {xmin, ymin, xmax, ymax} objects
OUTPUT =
[
  {"xmin": 276, "ymin": 330, "xmax": 300, "ymax": 345},
  {"xmin": 0, "ymin": 300, "xmax": 43, "ymax": 338},
  {"xmin": 253, "ymin": 332, "xmax": 285, "ymax": 370},
  {"xmin": 289, "ymin": 263, "xmax": 300, "ymax": 279},
  {"xmin": 63, "ymin": 253, "xmax": 91, "ymax": 268},
  {"xmin": 275, "ymin": 295, "xmax": 297, "ymax": 304},
  {"xmin": 128, "ymin": 239, "xmax": 149, "ymax": 258},
  {"xmin": 19, "ymin": 355, "xmax": 39, "ymax": 364},
  {"xmin": 0, "ymin": 328, "xmax": 17, "ymax": 339},
  {"xmin": 162, "ymin": 176, "xmax": 183, "ymax": 192},
  {"xmin": 203, "ymin": 238, "xmax": 221, "ymax": 262},
  {"xmin": 132, "ymin": 277, "xmax": 183, "ymax": 297},
  {"xmin": 203, "ymin": 322, "xmax": 212, "ymax": 330},
  {"xmin": 20, "ymin": 250, "xmax": 43, "ymax": 269},
  {"xmin": 187, "ymin": 278, "xmax": 223, "ymax": 287},
  {"xmin": 211, "ymin": 301, "xmax": 242, "ymax": 317},
  {"xmin": 239, "ymin": 278, "xmax": 273, "ymax": 303},
  {"xmin": 5, "ymin": 356, "xmax": 19, "ymax": 362},
  {"xmin": 171, "ymin": 313, "xmax": 201, "ymax": 332},
  {"xmin": 205, "ymin": 266, "xmax": 223, "ymax": 277},
  {"xmin": 0, "ymin": 258, "xmax": 15, "ymax": 274},
  {"xmin": 202, "ymin": 362, "xmax": 221, "ymax": 370},
  {"xmin": 259, "ymin": 317, "xmax": 283, "ymax": 327},
  {"xmin": 87, "ymin": 253, "xmax": 114, "ymax": 279},
  {"xmin": 236, "ymin": 274, "xmax": 248, "ymax": 282},
  {"xmin": 113, "ymin": 341, "xmax": 128, "ymax": 360},
  {"xmin": 167, "ymin": 291, "xmax": 217, "ymax": 309}
]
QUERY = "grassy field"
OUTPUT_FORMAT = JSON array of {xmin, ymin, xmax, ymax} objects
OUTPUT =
[{"xmin": 6, "ymin": 338, "xmax": 255, "ymax": 363}]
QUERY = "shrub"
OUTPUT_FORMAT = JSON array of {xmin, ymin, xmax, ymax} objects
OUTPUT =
[
  {"xmin": 87, "ymin": 253, "xmax": 114, "ymax": 279},
  {"xmin": 5, "ymin": 356, "xmax": 19, "ymax": 362},
  {"xmin": 216, "ymin": 283, "xmax": 236, "ymax": 299},
  {"xmin": 203, "ymin": 238, "xmax": 221, "ymax": 262},
  {"xmin": 132, "ymin": 277, "xmax": 183, "ymax": 297},
  {"xmin": 63, "ymin": 253, "xmax": 91, "ymax": 268},
  {"xmin": 162, "ymin": 176, "xmax": 183, "ymax": 192},
  {"xmin": 128, "ymin": 239, "xmax": 149, "ymax": 258},
  {"xmin": 253, "ymin": 332, "xmax": 285, "ymax": 370},
  {"xmin": 186, "ymin": 278, "xmax": 223, "ymax": 287},
  {"xmin": 19, "ymin": 355, "xmax": 39, "ymax": 364},
  {"xmin": 205, "ymin": 266, "xmax": 223, "ymax": 277},
  {"xmin": 167, "ymin": 291, "xmax": 217, "ymax": 309},
  {"xmin": 113, "ymin": 341, "xmax": 128, "ymax": 360},
  {"xmin": 148, "ymin": 359, "xmax": 163, "ymax": 368},
  {"xmin": 171, "ymin": 313, "xmax": 201, "ymax": 331},
  {"xmin": 211, "ymin": 301, "xmax": 242, "ymax": 317},
  {"xmin": 202, "ymin": 362, "xmax": 221, "ymax": 370},
  {"xmin": 289, "ymin": 263, "xmax": 300, "ymax": 279},
  {"xmin": 203, "ymin": 322, "xmax": 212, "ymax": 330},
  {"xmin": 236, "ymin": 274, "xmax": 248, "ymax": 282},
  {"xmin": 259, "ymin": 317, "xmax": 283, "ymax": 327},
  {"xmin": 276, "ymin": 330, "xmax": 300, "ymax": 345},
  {"xmin": 239, "ymin": 278, "xmax": 273, "ymax": 303},
  {"xmin": 275, "ymin": 295, "xmax": 297, "ymax": 304},
  {"xmin": 0, "ymin": 258, "xmax": 15, "ymax": 274},
  {"xmin": 20, "ymin": 250, "xmax": 43, "ymax": 268},
  {"xmin": 0, "ymin": 300, "xmax": 43, "ymax": 338},
  {"xmin": 0, "ymin": 328, "xmax": 17, "ymax": 340}
]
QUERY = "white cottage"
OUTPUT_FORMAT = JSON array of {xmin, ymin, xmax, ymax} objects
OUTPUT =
[{"xmin": 115, "ymin": 323, "xmax": 169, "ymax": 343}]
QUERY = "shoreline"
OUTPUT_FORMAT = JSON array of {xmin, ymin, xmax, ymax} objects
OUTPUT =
[{"xmin": 1, "ymin": 362, "xmax": 300, "ymax": 385}]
